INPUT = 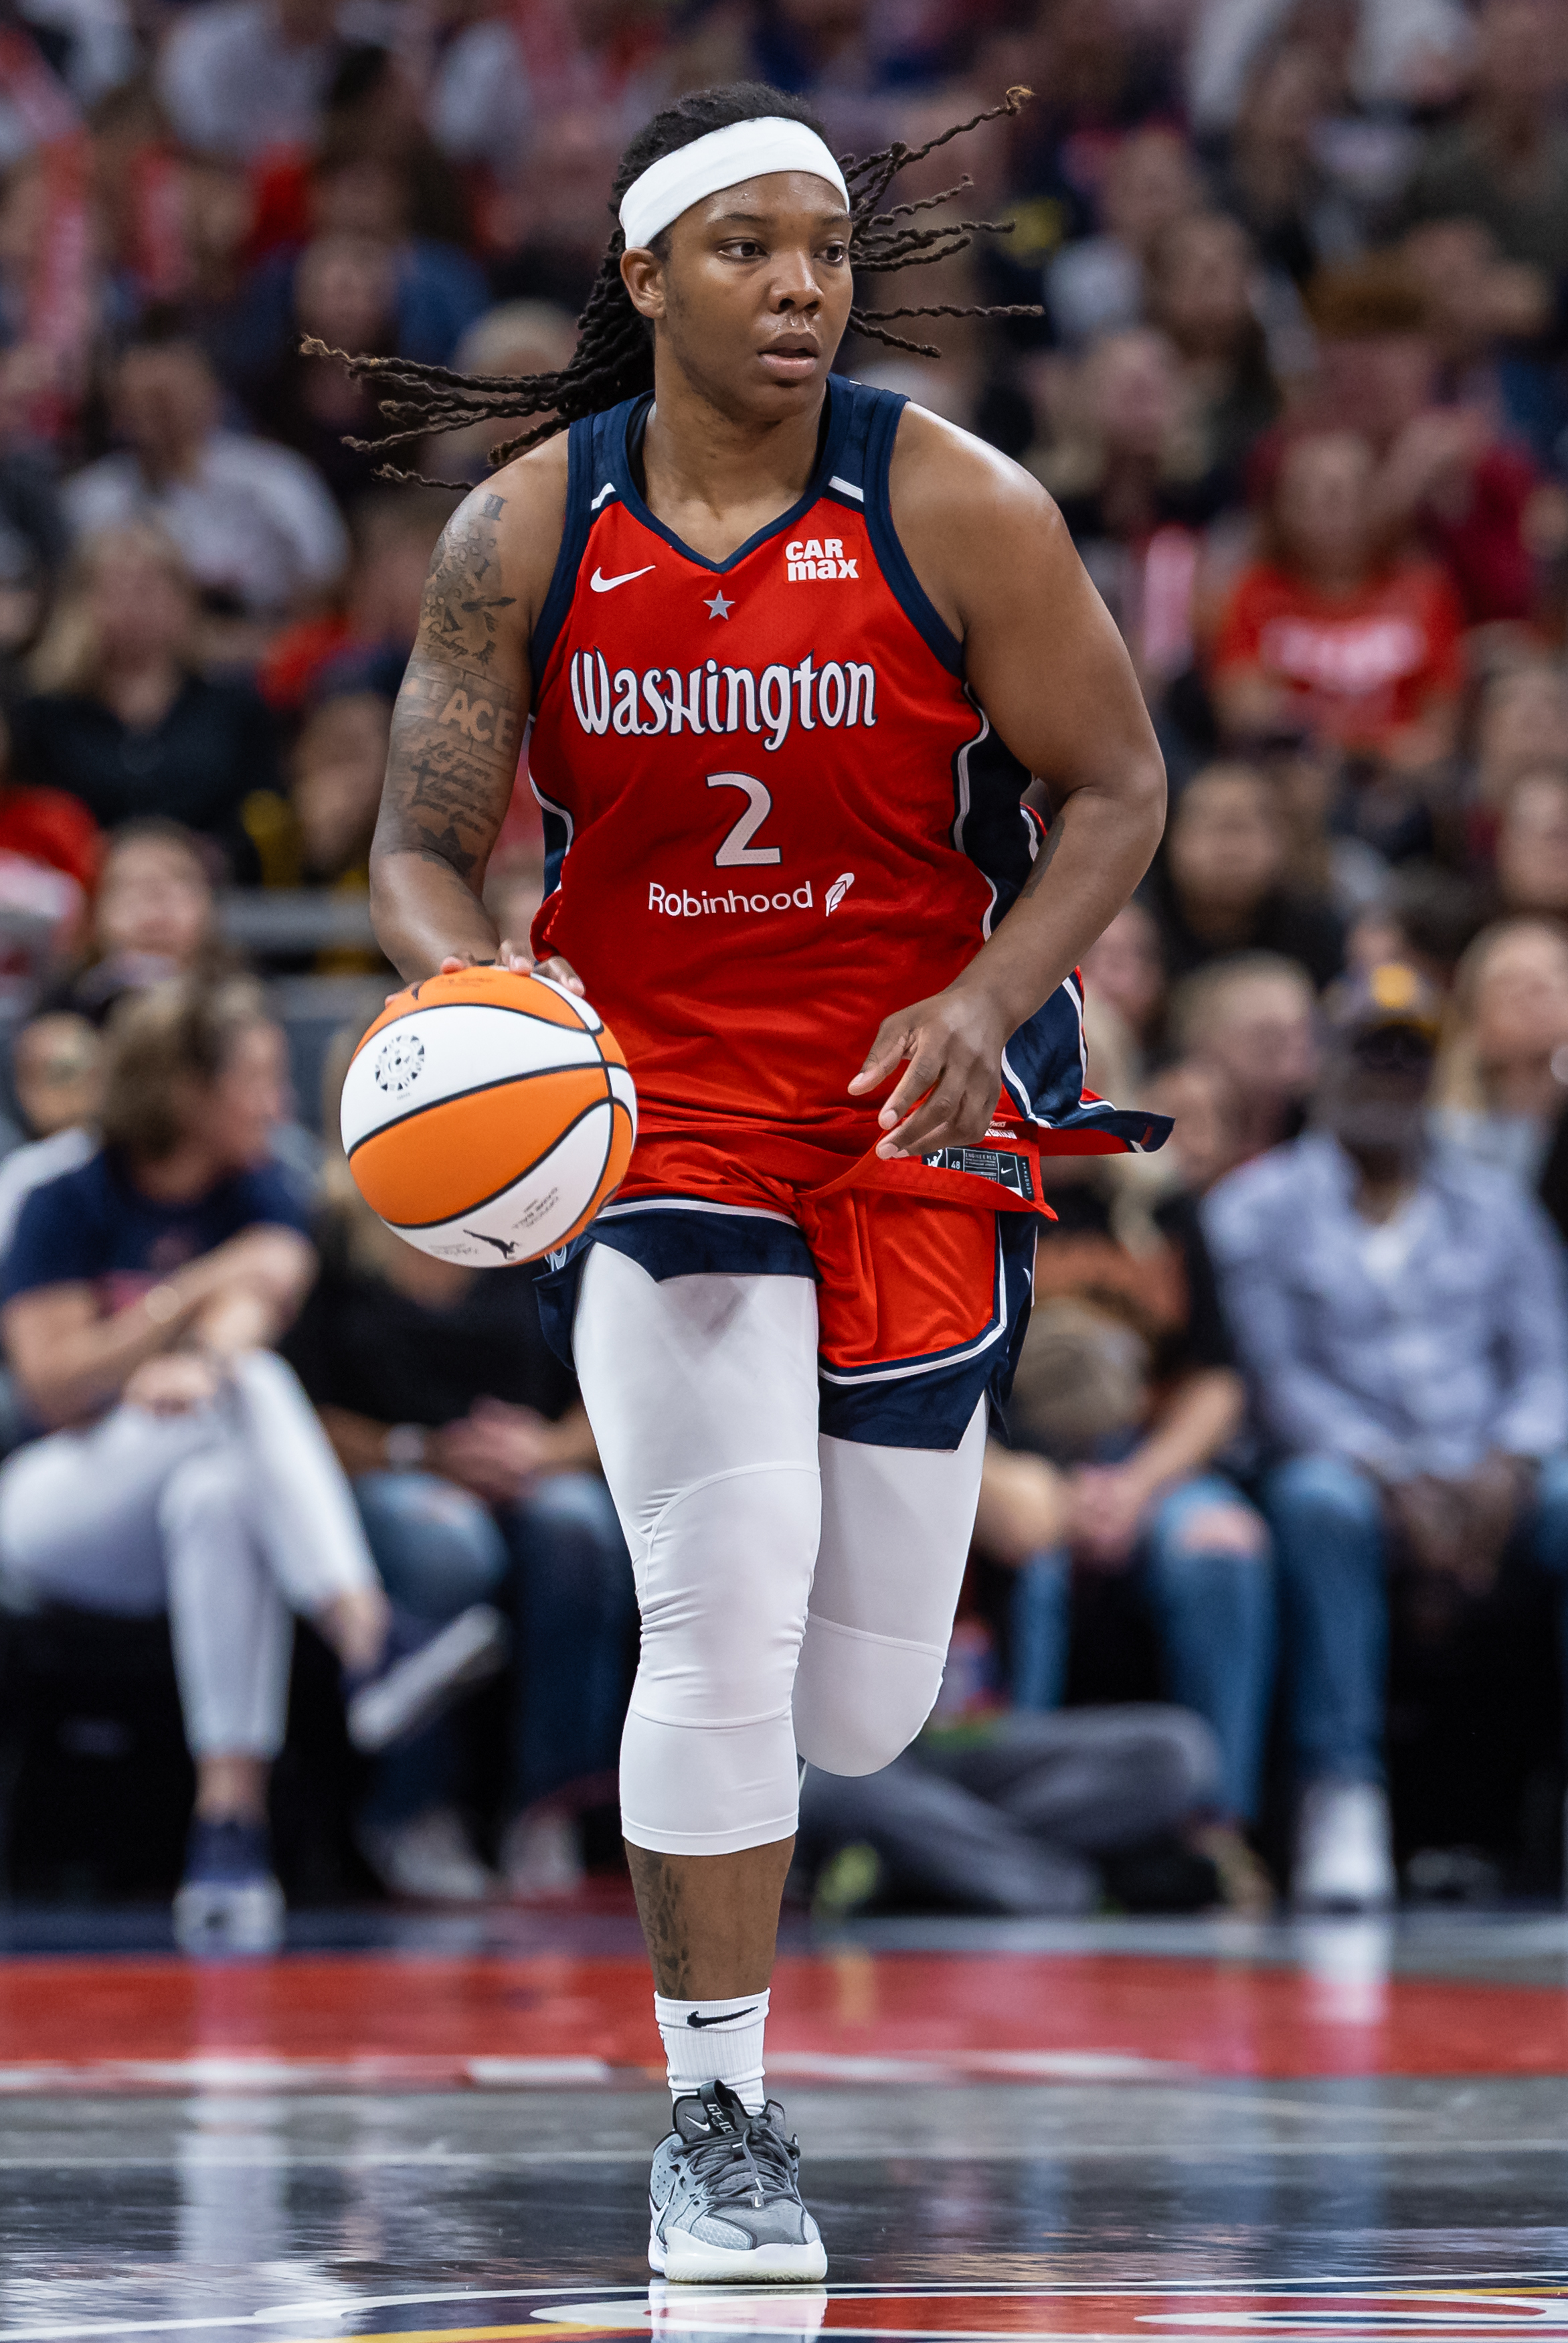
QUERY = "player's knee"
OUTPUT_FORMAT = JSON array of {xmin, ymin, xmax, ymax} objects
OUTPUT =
[
  {"xmin": 634, "ymin": 1462, "xmax": 820, "ymax": 1726},
  {"xmin": 792, "ymin": 1617, "xmax": 946, "ymax": 1776}
]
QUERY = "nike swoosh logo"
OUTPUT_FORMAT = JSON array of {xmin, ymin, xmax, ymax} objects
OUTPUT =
[
  {"xmin": 590, "ymin": 564, "xmax": 655, "ymax": 592},
  {"xmin": 687, "ymin": 2006, "xmax": 758, "ymax": 2029}
]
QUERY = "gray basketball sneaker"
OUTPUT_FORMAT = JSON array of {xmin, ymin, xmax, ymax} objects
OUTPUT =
[{"xmin": 648, "ymin": 2081, "xmax": 827, "ymax": 2283}]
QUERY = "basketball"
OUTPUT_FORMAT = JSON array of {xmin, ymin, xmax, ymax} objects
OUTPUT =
[{"xmin": 340, "ymin": 966, "xmax": 637, "ymax": 1267}]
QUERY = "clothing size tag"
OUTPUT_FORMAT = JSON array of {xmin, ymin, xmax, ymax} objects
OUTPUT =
[{"xmin": 922, "ymin": 1146, "xmax": 1036, "ymax": 1200}]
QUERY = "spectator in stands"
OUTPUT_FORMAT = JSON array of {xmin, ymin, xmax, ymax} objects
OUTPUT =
[
  {"xmin": 290, "ymin": 690, "xmax": 387, "ymax": 892},
  {"xmin": 1470, "ymin": 663, "xmax": 1568, "ymax": 817},
  {"xmin": 971, "ymin": 1012, "xmax": 1276, "ymax": 1911},
  {"xmin": 1304, "ymin": 256, "xmax": 1544, "ymax": 631},
  {"xmin": 65, "ymin": 327, "xmax": 348, "ymax": 630},
  {"xmin": 1213, "ymin": 428, "xmax": 1466, "ymax": 772},
  {"xmin": 1081, "ymin": 900, "xmax": 1168, "ymax": 1066},
  {"xmin": 1207, "ymin": 42, "xmax": 1357, "ymax": 287},
  {"xmin": 1142, "ymin": 1055, "xmax": 1246, "ymax": 1198},
  {"xmin": 1033, "ymin": 328, "xmax": 1230, "ymax": 691},
  {"xmin": 244, "ymin": 43, "xmax": 473, "ymax": 263},
  {"xmin": 1167, "ymin": 953, "xmax": 1320, "ymax": 1161},
  {"xmin": 426, "ymin": 305, "xmax": 578, "ymax": 485},
  {"xmin": 1347, "ymin": 862, "xmax": 1485, "ymax": 993},
  {"xmin": 157, "ymin": 0, "xmax": 357, "ymax": 164},
  {"xmin": 1403, "ymin": 216, "xmax": 1559, "ymax": 473},
  {"xmin": 259, "ymin": 487, "xmax": 456, "ymax": 717},
  {"xmin": 1045, "ymin": 128, "xmax": 1203, "ymax": 348},
  {"xmin": 9, "ymin": 1012, "xmax": 99, "ymax": 1146},
  {"xmin": 1432, "ymin": 920, "xmax": 1568, "ymax": 1185},
  {"xmin": 1205, "ymin": 963, "xmax": 1568, "ymax": 1909},
  {"xmin": 0, "ymin": 815, "xmax": 228, "ymax": 1239},
  {"xmin": 0, "ymin": 708, "xmax": 97, "ymax": 894},
  {"xmin": 1269, "ymin": 737, "xmax": 1391, "ymax": 923},
  {"xmin": 1494, "ymin": 771, "xmax": 1568, "ymax": 923},
  {"xmin": 286, "ymin": 1117, "xmax": 635, "ymax": 1902},
  {"xmin": 1395, "ymin": 0, "xmax": 1568, "ymax": 276},
  {"xmin": 1150, "ymin": 761, "xmax": 1344, "ymax": 989},
  {"xmin": 1145, "ymin": 212, "xmax": 1280, "ymax": 479},
  {"xmin": 241, "ymin": 199, "xmax": 486, "ymax": 503},
  {"xmin": 246, "ymin": 235, "xmax": 407, "ymax": 509},
  {"xmin": 9, "ymin": 528, "xmax": 282, "ymax": 878},
  {"xmin": 0, "ymin": 977, "xmax": 504, "ymax": 1951},
  {"xmin": 9, "ymin": 816, "xmax": 318, "ymax": 1224},
  {"xmin": 43, "ymin": 817, "xmax": 225, "ymax": 1027},
  {"xmin": 796, "ymin": 1702, "xmax": 1228, "ymax": 1918}
]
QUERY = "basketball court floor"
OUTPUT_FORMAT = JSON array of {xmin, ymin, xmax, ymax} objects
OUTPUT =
[{"xmin": 3, "ymin": 1902, "xmax": 1568, "ymax": 2343}]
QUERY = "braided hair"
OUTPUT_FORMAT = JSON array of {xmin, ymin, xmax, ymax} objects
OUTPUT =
[{"xmin": 303, "ymin": 80, "xmax": 1039, "ymax": 489}]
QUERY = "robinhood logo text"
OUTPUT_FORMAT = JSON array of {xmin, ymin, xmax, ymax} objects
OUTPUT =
[{"xmin": 569, "ymin": 651, "xmax": 876, "ymax": 750}]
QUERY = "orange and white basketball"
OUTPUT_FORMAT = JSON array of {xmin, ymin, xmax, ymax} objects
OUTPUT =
[{"xmin": 341, "ymin": 967, "xmax": 636, "ymax": 1266}]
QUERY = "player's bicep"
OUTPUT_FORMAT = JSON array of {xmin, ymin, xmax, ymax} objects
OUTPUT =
[
  {"xmin": 964, "ymin": 499, "xmax": 1159, "ymax": 800},
  {"xmin": 377, "ymin": 488, "xmax": 533, "ymax": 884}
]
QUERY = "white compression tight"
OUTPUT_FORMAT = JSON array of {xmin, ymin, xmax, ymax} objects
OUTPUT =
[{"xmin": 572, "ymin": 1244, "xmax": 987, "ymax": 1856}]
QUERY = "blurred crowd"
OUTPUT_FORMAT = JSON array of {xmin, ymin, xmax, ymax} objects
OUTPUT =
[{"xmin": 1, "ymin": 0, "xmax": 1568, "ymax": 1929}]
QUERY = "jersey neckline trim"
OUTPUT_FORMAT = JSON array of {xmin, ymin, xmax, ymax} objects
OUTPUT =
[{"xmin": 609, "ymin": 378, "xmax": 855, "ymax": 576}]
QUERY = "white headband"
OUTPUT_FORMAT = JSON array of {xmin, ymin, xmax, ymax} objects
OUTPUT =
[{"xmin": 618, "ymin": 117, "xmax": 851, "ymax": 252}]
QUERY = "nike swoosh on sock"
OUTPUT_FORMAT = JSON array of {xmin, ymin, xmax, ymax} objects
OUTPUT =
[{"xmin": 687, "ymin": 2006, "xmax": 759, "ymax": 2029}]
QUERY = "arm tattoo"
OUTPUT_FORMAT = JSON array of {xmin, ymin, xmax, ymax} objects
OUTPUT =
[{"xmin": 377, "ymin": 493, "xmax": 523, "ymax": 886}]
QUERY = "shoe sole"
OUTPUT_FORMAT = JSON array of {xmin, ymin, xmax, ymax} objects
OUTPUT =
[
  {"xmin": 173, "ymin": 1878, "xmax": 285, "ymax": 1958},
  {"xmin": 348, "ymin": 1605, "xmax": 511, "ymax": 1753},
  {"xmin": 650, "ymin": 2227, "xmax": 828, "ymax": 2283}
]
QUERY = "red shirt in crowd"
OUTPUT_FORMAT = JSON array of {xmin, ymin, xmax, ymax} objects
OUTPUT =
[
  {"xmin": 0, "ymin": 784, "xmax": 99, "ymax": 891},
  {"xmin": 1213, "ymin": 557, "xmax": 1466, "ymax": 754}
]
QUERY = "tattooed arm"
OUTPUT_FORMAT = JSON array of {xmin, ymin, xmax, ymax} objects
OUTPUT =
[{"xmin": 370, "ymin": 452, "xmax": 568, "ymax": 981}]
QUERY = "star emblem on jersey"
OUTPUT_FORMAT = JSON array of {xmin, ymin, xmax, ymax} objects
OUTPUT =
[{"xmin": 704, "ymin": 590, "xmax": 733, "ymax": 619}]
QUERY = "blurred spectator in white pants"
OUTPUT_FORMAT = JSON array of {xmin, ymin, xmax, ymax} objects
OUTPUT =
[{"xmin": 0, "ymin": 978, "xmax": 503, "ymax": 1953}]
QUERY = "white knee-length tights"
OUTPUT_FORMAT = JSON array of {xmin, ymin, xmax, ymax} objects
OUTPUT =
[{"xmin": 572, "ymin": 1245, "xmax": 986, "ymax": 1856}]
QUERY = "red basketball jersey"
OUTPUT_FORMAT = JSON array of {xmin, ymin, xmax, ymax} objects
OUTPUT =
[{"xmin": 528, "ymin": 378, "xmax": 1159, "ymax": 1184}]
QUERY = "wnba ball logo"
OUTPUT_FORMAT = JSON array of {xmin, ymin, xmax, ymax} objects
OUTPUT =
[{"xmin": 373, "ymin": 1032, "xmax": 426, "ymax": 1094}]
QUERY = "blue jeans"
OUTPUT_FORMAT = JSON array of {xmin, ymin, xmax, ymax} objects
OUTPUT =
[
  {"xmin": 1010, "ymin": 1472, "xmax": 1276, "ymax": 1823},
  {"xmin": 1263, "ymin": 1451, "xmax": 1568, "ymax": 1787},
  {"xmin": 354, "ymin": 1467, "xmax": 636, "ymax": 1826}
]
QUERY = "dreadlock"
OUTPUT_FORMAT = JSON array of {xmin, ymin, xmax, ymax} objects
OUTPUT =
[{"xmin": 303, "ymin": 81, "xmax": 1039, "ymax": 489}]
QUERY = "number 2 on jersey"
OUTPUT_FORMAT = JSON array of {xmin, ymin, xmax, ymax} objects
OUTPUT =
[{"xmin": 707, "ymin": 773, "xmax": 781, "ymax": 868}]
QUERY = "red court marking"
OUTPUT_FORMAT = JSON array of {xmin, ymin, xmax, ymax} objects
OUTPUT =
[
  {"xmin": 319, "ymin": 2289, "xmax": 1568, "ymax": 2342},
  {"xmin": 3, "ymin": 1949, "xmax": 1567, "ymax": 2084}
]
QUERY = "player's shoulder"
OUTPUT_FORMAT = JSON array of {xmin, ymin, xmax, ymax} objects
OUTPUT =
[
  {"xmin": 482, "ymin": 427, "xmax": 572, "ymax": 519},
  {"xmin": 887, "ymin": 400, "xmax": 1066, "ymax": 546},
  {"xmin": 432, "ymin": 432, "xmax": 574, "ymax": 632}
]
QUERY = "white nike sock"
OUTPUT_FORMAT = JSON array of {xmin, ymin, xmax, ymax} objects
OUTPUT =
[{"xmin": 655, "ymin": 1988, "xmax": 769, "ymax": 2112}]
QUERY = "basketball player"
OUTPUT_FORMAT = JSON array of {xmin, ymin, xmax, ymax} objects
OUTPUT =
[{"xmin": 347, "ymin": 82, "xmax": 1167, "ymax": 2281}]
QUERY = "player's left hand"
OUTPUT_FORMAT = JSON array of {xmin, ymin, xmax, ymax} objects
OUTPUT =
[{"xmin": 850, "ymin": 981, "xmax": 1007, "ymax": 1159}]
